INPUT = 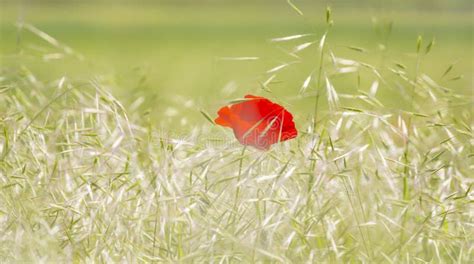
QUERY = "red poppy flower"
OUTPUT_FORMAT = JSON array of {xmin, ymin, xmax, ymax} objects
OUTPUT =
[{"xmin": 215, "ymin": 94, "xmax": 298, "ymax": 150}]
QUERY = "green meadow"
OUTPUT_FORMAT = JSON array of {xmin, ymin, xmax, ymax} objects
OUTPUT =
[{"xmin": 1, "ymin": 3, "xmax": 472, "ymax": 128}]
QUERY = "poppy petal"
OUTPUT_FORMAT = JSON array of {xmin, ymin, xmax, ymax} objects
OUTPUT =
[
  {"xmin": 215, "ymin": 94, "xmax": 297, "ymax": 150},
  {"xmin": 214, "ymin": 106, "xmax": 232, "ymax": 127}
]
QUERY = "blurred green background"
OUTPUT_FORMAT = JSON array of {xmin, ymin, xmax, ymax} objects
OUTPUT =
[{"xmin": 0, "ymin": 0, "xmax": 472, "ymax": 129}]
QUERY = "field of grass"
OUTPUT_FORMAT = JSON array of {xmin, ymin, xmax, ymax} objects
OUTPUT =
[{"xmin": 0, "ymin": 1, "xmax": 473, "ymax": 262}]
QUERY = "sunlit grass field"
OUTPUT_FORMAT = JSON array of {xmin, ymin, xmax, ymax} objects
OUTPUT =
[{"xmin": 0, "ymin": 1, "xmax": 473, "ymax": 262}]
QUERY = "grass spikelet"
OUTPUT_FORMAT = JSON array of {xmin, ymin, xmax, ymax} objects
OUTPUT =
[
  {"xmin": 269, "ymin": 34, "xmax": 311, "ymax": 42},
  {"xmin": 286, "ymin": 0, "xmax": 304, "ymax": 16}
]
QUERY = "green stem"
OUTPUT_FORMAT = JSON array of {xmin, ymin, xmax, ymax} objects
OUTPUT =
[
  {"xmin": 402, "ymin": 45, "xmax": 421, "ymax": 200},
  {"xmin": 312, "ymin": 32, "xmax": 327, "ymax": 135},
  {"xmin": 233, "ymin": 146, "xmax": 246, "ymax": 221},
  {"xmin": 400, "ymin": 40, "xmax": 422, "ymax": 255}
]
